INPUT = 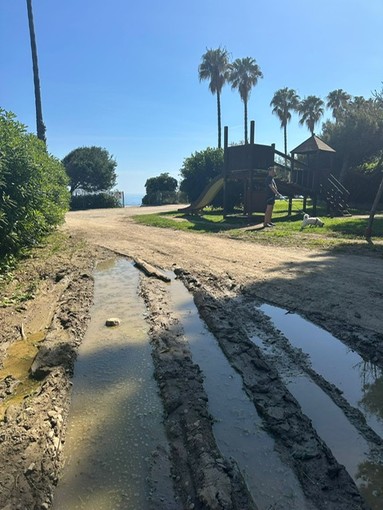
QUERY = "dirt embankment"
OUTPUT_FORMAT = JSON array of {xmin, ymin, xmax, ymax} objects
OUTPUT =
[{"xmin": 0, "ymin": 206, "xmax": 382, "ymax": 509}]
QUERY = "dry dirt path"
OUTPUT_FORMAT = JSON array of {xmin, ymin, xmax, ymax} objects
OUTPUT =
[{"xmin": 64, "ymin": 206, "xmax": 383, "ymax": 340}]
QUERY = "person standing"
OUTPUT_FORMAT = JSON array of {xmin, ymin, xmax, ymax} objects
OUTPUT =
[{"xmin": 263, "ymin": 166, "xmax": 280, "ymax": 227}]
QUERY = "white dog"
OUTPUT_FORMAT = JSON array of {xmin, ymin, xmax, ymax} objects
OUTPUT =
[{"xmin": 301, "ymin": 213, "xmax": 324, "ymax": 230}]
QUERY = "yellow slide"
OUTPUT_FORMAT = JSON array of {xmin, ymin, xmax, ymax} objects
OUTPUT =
[{"xmin": 178, "ymin": 175, "xmax": 224, "ymax": 212}]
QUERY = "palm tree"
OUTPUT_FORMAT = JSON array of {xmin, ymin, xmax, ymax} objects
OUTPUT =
[
  {"xmin": 198, "ymin": 47, "xmax": 230, "ymax": 149},
  {"xmin": 228, "ymin": 57, "xmax": 263, "ymax": 144},
  {"xmin": 297, "ymin": 96, "xmax": 325, "ymax": 135},
  {"xmin": 270, "ymin": 87, "xmax": 300, "ymax": 156},
  {"xmin": 26, "ymin": 0, "xmax": 46, "ymax": 144},
  {"xmin": 326, "ymin": 89, "xmax": 351, "ymax": 122}
]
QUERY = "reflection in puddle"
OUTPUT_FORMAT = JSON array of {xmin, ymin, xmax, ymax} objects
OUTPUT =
[
  {"xmin": 169, "ymin": 277, "xmax": 314, "ymax": 510},
  {"xmin": 53, "ymin": 258, "xmax": 175, "ymax": 510},
  {"xmin": 253, "ymin": 305, "xmax": 383, "ymax": 510},
  {"xmin": 260, "ymin": 304, "xmax": 383, "ymax": 437}
]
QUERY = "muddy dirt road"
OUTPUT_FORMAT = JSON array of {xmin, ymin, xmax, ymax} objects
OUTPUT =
[{"xmin": 1, "ymin": 205, "xmax": 383, "ymax": 509}]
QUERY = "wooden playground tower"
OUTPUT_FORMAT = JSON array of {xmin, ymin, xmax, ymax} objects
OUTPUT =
[{"xmin": 223, "ymin": 120, "xmax": 350, "ymax": 217}]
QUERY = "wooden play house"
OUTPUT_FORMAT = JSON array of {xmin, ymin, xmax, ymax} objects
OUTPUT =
[
  {"xmin": 181, "ymin": 120, "xmax": 349, "ymax": 217},
  {"xmin": 223, "ymin": 121, "xmax": 349, "ymax": 217}
]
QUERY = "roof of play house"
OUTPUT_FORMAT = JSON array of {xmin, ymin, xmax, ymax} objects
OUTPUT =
[{"xmin": 291, "ymin": 135, "xmax": 336, "ymax": 154}]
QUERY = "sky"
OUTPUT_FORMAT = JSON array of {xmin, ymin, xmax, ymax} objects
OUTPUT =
[{"xmin": 1, "ymin": 0, "xmax": 382, "ymax": 195}]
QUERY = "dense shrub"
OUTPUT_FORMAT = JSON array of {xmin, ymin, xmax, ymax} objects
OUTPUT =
[
  {"xmin": 345, "ymin": 168, "xmax": 383, "ymax": 207},
  {"xmin": 0, "ymin": 109, "xmax": 70, "ymax": 259},
  {"xmin": 70, "ymin": 192, "xmax": 122, "ymax": 210}
]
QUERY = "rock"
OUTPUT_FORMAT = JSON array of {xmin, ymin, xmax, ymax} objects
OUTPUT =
[{"xmin": 105, "ymin": 317, "xmax": 121, "ymax": 327}]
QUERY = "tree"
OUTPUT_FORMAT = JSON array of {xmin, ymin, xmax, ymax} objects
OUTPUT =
[
  {"xmin": 142, "ymin": 172, "xmax": 178, "ymax": 205},
  {"xmin": 26, "ymin": 0, "xmax": 46, "ymax": 144},
  {"xmin": 270, "ymin": 87, "xmax": 300, "ymax": 156},
  {"xmin": 365, "ymin": 153, "xmax": 383, "ymax": 241},
  {"xmin": 62, "ymin": 146, "xmax": 117, "ymax": 195},
  {"xmin": 229, "ymin": 57, "xmax": 263, "ymax": 144},
  {"xmin": 322, "ymin": 97, "xmax": 383, "ymax": 182},
  {"xmin": 326, "ymin": 89, "xmax": 351, "ymax": 122},
  {"xmin": 198, "ymin": 47, "xmax": 231, "ymax": 149},
  {"xmin": 179, "ymin": 147, "xmax": 224, "ymax": 203},
  {"xmin": 297, "ymin": 96, "xmax": 324, "ymax": 135}
]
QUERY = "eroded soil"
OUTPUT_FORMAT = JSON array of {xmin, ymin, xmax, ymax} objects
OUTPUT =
[{"xmin": 1, "ymin": 206, "xmax": 382, "ymax": 509}]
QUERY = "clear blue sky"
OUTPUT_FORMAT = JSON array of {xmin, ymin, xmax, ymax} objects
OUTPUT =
[{"xmin": 1, "ymin": 0, "xmax": 382, "ymax": 194}]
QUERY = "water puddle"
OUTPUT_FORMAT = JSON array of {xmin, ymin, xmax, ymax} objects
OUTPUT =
[
  {"xmin": 0, "ymin": 331, "xmax": 45, "ymax": 420},
  {"xmin": 251, "ymin": 305, "xmax": 383, "ymax": 509},
  {"xmin": 169, "ymin": 276, "xmax": 314, "ymax": 510},
  {"xmin": 260, "ymin": 304, "xmax": 383, "ymax": 438},
  {"xmin": 53, "ymin": 258, "xmax": 177, "ymax": 510}
]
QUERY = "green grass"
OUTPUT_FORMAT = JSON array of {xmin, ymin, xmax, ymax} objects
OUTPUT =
[{"xmin": 132, "ymin": 200, "xmax": 383, "ymax": 255}]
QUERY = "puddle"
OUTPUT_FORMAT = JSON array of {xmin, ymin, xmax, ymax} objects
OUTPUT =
[
  {"xmin": 251, "ymin": 308, "xmax": 383, "ymax": 510},
  {"xmin": 260, "ymin": 304, "xmax": 383, "ymax": 438},
  {"xmin": 169, "ymin": 276, "xmax": 314, "ymax": 510},
  {"xmin": 53, "ymin": 259, "xmax": 177, "ymax": 510},
  {"xmin": 0, "ymin": 331, "xmax": 45, "ymax": 420}
]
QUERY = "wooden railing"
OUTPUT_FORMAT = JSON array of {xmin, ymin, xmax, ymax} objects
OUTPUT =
[{"xmin": 320, "ymin": 174, "xmax": 350, "ymax": 215}]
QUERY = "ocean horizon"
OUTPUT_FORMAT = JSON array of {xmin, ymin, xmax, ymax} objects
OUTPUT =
[{"xmin": 123, "ymin": 192, "xmax": 144, "ymax": 206}]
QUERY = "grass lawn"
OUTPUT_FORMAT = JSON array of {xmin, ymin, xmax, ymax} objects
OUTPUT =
[{"xmin": 132, "ymin": 199, "xmax": 383, "ymax": 254}]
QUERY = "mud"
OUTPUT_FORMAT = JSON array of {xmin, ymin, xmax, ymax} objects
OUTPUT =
[{"xmin": 0, "ymin": 206, "xmax": 382, "ymax": 509}]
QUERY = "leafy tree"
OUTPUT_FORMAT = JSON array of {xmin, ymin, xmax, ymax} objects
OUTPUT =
[
  {"xmin": 229, "ymin": 57, "xmax": 263, "ymax": 144},
  {"xmin": 142, "ymin": 172, "xmax": 178, "ymax": 205},
  {"xmin": 270, "ymin": 87, "xmax": 300, "ymax": 156},
  {"xmin": 198, "ymin": 47, "xmax": 231, "ymax": 149},
  {"xmin": 62, "ymin": 146, "xmax": 117, "ymax": 195},
  {"xmin": 26, "ymin": 0, "xmax": 46, "ymax": 144},
  {"xmin": 0, "ymin": 109, "xmax": 69, "ymax": 259},
  {"xmin": 321, "ymin": 96, "xmax": 383, "ymax": 182},
  {"xmin": 326, "ymin": 89, "xmax": 351, "ymax": 122},
  {"xmin": 365, "ymin": 153, "xmax": 383, "ymax": 241},
  {"xmin": 297, "ymin": 95, "xmax": 325, "ymax": 135},
  {"xmin": 179, "ymin": 147, "xmax": 223, "ymax": 203}
]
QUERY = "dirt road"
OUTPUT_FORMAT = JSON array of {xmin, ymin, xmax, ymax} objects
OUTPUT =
[
  {"xmin": 1, "ymin": 206, "xmax": 382, "ymax": 509},
  {"xmin": 65, "ymin": 206, "xmax": 383, "ymax": 340},
  {"xmin": 63, "ymin": 207, "xmax": 383, "ymax": 509}
]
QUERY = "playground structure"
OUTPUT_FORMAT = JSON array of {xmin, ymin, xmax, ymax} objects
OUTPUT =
[{"xmin": 180, "ymin": 120, "xmax": 350, "ymax": 218}]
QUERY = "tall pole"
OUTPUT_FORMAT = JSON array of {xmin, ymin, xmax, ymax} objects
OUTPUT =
[{"xmin": 26, "ymin": 0, "xmax": 46, "ymax": 144}]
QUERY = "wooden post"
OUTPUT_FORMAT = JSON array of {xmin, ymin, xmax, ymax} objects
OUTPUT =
[
  {"xmin": 288, "ymin": 197, "xmax": 292, "ymax": 216},
  {"xmin": 312, "ymin": 194, "xmax": 317, "ymax": 216},
  {"xmin": 250, "ymin": 121, "xmax": 255, "ymax": 145},
  {"xmin": 223, "ymin": 126, "xmax": 228, "ymax": 217}
]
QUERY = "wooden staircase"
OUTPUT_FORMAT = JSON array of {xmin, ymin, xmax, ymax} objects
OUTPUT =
[{"xmin": 320, "ymin": 174, "xmax": 350, "ymax": 216}]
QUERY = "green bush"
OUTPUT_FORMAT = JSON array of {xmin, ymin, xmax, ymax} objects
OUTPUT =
[
  {"xmin": 0, "ymin": 109, "xmax": 70, "ymax": 259},
  {"xmin": 70, "ymin": 192, "xmax": 122, "ymax": 210}
]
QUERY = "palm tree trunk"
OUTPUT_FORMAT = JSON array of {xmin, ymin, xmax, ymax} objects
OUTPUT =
[
  {"xmin": 365, "ymin": 155, "xmax": 383, "ymax": 241},
  {"xmin": 244, "ymin": 100, "xmax": 248, "ymax": 144},
  {"xmin": 217, "ymin": 92, "xmax": 221, "ymax": 149},
  {"xmin": 283, "ymin": 125, "xmax": 291, "ymax": 181},
  {"xmin": 26, "ymin": 0, "xmax": 46, "ymax": 144}
]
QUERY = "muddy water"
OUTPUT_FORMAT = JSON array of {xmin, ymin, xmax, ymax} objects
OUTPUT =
[
  {"xmin": 252, "ymin": 305, "xmax": 383, "ymax": 510},
  {"xmin": 260, "ymin": 304, "xmax": 383, "ymax": 437},
  {"xmin": 53, "ymin": 259, "xmax": 177, "ymax": 510},
  {"xmin": 169, "ymin": 276, "xmax": 315, "ymax": 510},
  {"xmin": 0, "ymin": 331, "xmax": 45, "ymax": 420}
]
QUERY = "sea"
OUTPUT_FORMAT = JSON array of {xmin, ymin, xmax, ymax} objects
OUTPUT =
[{"xmin": 123, "ymin": 193, "xmax": 144, "ymax": 207}]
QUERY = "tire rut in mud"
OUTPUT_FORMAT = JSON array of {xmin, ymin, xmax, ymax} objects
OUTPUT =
[
  {"xmin": 167, "ymin": 267, "xmax": 370, "ymax": 510},
  {"xmin": 140, "ymin": 275, "xmax": 257, "ymax": 510}
]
